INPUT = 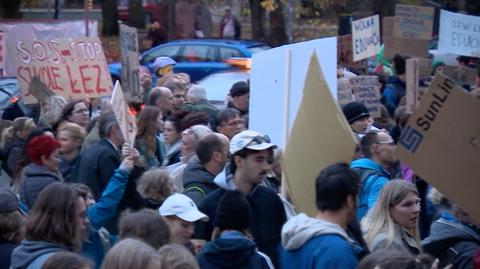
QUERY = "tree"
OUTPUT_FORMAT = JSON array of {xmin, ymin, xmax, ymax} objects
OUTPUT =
[
  {"xmin": 100, "ymin": 0, "xmax": 119, "ymax": 36},
  {"xmin": 0, "ymin": 0, "xmax": 22, "ymax": 18},
  {"xmin": 249, "ymin": 0, "xmax": 267, "ymax": 41},
  {"xmin": 128, "ymin": 0, "xmax": 145, "ymax": 28},
  {"xmin": 267, "ymin": 0, "xmax": 288, "ymax": 46}
]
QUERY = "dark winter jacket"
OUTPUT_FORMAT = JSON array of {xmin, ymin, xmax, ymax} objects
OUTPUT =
[
  {"xmin": 183, "ymin": 159, "xmax": 218, "ymax": 205},
  {"xmin": 20, "ymin": 163, "xmax": 63, "ymax": 210},
  {"xmin": 382, "ymin": 76, "xmax": 406, "ymax": 117},
  {"xmin": 1, "ymin": 136, "xmax": 26, "ymax": 178},
  {"xmin": 10, "ymin": 240, "xmax": 66, "ymax": 269},
  {"xmin": 0, "ymin": 237, "xmax": 17, "ymax": 269},
  {"xmin": 422, "ymin": 213, "xmax": 480, "ymax": 269},
  {"xmin": 195, "ymin": 166, "xmax": 286, "ymax": 268},
  {"xmin": 59, "ymin": 155, "xmax": 79, "ymax": 183},
  {"xmin": 197, "ymin": 231, "xmax": 274, "ymax": 269}
]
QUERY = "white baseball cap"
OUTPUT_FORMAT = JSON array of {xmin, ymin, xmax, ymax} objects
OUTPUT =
[
  {"xmin": 159, "ymin": 194, "xmax": 209, "ymax": 222},
  {"xmin": 229, "ymin": 130, "xmax": 277, "ymax": 155}
]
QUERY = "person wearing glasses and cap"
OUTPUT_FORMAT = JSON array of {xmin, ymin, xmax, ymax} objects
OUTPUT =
[
  {"xmin": 152, "ymin": 56, "xmax": 176, "ymax": 87},
  {"xmin": 194, "ymin": 130, "xmax": 286, "ymax": 268},
  {"xmin": 350, "ymin": 131, "xmax": 396, "ymax": 221}
]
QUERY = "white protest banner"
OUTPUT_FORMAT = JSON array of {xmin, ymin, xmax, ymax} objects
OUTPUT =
[
  {"xmin": 351, "ymin": 76, "xmax": 382, "ymax": 118},
  {"xmin": 393, "ymin": 4, "xmax": 434, "ymax": 40},
  {"xmin": 439, "ymin": 10, "xmax": 480, "ymax": 57},
  {"xmin": 397, "ymin": 73, "xmax": 480, "ymax": 223},
  {"xmin": 352, "ymin": 15, "xmax": 381, "ymax": 62},
  {"xmin": 250, "ymin": 37, "xmax": 337, "ymax": 148},
  {"xmin": 110, "ymin": 81, "xmax": 137, "ymax": 145},
  {"xmin": 119, "ymin": 24, "xmax": 141, "ymax": 103},
  {"xmin": 337, "ymin": 78, "xmax": 355, "ymax": 106},
  {"xmin": 10, "ymin": 36, "xmax": 113, "ymax": 104},
  {"xmin": 0, "ymin": 31, "xmax": 5, "ymax": 76}
]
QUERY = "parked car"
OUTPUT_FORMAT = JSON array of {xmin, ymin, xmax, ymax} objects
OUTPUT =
[
  {"xmin": 0, "ymin": 78, "xmax": 31, "ymax": 120},
  {"xmin": 109, "ymin": 39, "xmax": 270, "ymax": 82}
]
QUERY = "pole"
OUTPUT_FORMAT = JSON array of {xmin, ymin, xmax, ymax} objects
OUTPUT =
[
  {"xmin": 84, "ymin": 0, "xmax": 89, "ymax": 37},
  {"xmin": 286, "ymin": 0, "xmax": 294, "ymax": 43}
]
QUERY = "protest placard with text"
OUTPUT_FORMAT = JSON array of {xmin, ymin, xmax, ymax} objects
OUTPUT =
[
  {"xmin": 120, "ymin": 24, "xmax": 141, "ymax": 103},
  {"xmin": 352, "ymin": 15, "xmax": 381, "ymax": 61},
  {"xmin": 393, "ymin": 4, "xmax": 434, "ymax": 40},
  {"xmin": 443, "ymin": 65, "xmax": 477, "ymax": 87},
  {"xmin": 383, "ymin": 17, "xmax": 429, "ymax": 59},
  {"xmin": 110, "ymin": 81, "xmax": 137, "ymax": 145},
  {"xmin": 397, "ymin": 73, "xmax": 480, "ymax": 223},
  {"xmin": 351, "ymin": 76, "xmax": 381, "ymax": 118},
  {"xmin": 337, "ymin": 78, "xmax": 355, "ymax": 106},
  {"xmin": 10, "ymin": 36, "xmax": 113, "ymax": 104},
  {"xmin": 439, "ymin": 10, "xmax": 480, "ymax": 57}
]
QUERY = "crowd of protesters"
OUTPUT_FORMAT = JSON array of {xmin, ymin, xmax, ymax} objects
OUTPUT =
[{"xmin": 0, "ymin": 47, "xmax": 479, "ymax": 269}]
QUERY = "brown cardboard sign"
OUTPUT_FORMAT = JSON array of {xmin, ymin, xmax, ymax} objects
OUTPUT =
[
  {"xmin": 443, "ymin": 65, "xmax": 477, "ymax": 87},
  {"xmin": 383, "ymin": 17, "xmax": 429, "ymax": 59},
  {"xmin": 351, "ymin": 76, "xmax": 382, "ymax": 118},
  {"xmin": 337, "ymin": 35, "xmax": 363, "ymax": 69},
  {"xmin": 110, "ymin": 81, "xmax": 137, "ymax": 145},
  {"xmin": 337, "ymin": 78, "xmax": 355, "ymax": 106},
  {"xmin": 393, "ymin": 4, "xmax": 434, "ymax": 40},
  {"xmin": 10, "ymin": 36, "xmax": 113, "ymax": 104},
  {"xmin": 406, "ymin": 59, "xmax": 420, "ymax": 113},
  {"xmin": 283, "ymin": 52, "xmax": 357, "ymax": 216},
  {"xmin": 119, "ymin": 24, "xmax": 141, "ymax": 103},
  {"xmin": 397, "ymin": 73, "xmax": 480, "ymax": 223}
]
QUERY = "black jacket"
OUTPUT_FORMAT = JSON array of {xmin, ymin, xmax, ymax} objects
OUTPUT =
[
  {"xmin": 422, "ymin": 215, "xmax": 480, "ymax": 269},
  {"xmin": 197, "ymin": 232, "xmax": 273, "ymax": 269},
  {"xmin": 182, "ymin": 159, "xmax": 218, "ymax": 206},
  {"xmin": 20, "ymin": 163, "xmax": 62, "ymax": 209},
  {"xmin": 195, "ymin": 170, "xmax": 286, "ymax": 268},
  {"xmin": 0, "ymin": 237, "xmax": 17, "ymax": 269}
]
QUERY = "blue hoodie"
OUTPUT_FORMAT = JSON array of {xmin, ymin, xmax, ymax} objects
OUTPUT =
[
  {"xmin": 350, "ymin": 158, "xmax": 390, "ymax": 220},
  {"xmin": 10, "ymin": 240, "xmax": 66, "ymax": 269},
  {"xmin": 382, "ymin": 76, "xmax": 406, "ymax": 116}
]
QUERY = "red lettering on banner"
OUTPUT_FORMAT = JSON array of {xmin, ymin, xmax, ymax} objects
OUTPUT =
[
  {"xmin": 93, "ymin": 64, "xmax": 107, "ymax": 93},
  {"xmin": 79, "ymin": 64, "xmax": 94, "ymax": 93},
  {"xmin": 17, "ymin": 67, "xmax": 32, "ymax": 87},
  {"xmin": 66, "ymin": 65, "xmax": 81, "ymax": 93},
  {"xmin": 50, "ymin": 66, "xmax": 62, "ymax": 91}
]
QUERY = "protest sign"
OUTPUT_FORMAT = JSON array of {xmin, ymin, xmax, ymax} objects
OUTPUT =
[
  {"xmin": 10, "ymin": 36, "xmax": 113, "ymax": 104},
  {"xmin": 352, "ymin": 15, "xmax": 381, "ymax": 61},
  {"xmin": 337, "ymin": 78, "xmax": 355, "ymax": 106},
  {"xmin": 119, "ymin": 24, "xmax": 141, "ymax": 103},
  {"xmin": 383, "ymin": 17, "xmax": 429, "ymax": 59},
  {"xmin": 0, "ymin": 31, "xmax": 4, "ymax": 76},
  {"xmin": 397, "ymin": 73, "xmax": 480, "ymax": 223},
  {"xmin": 418, "ymin": 58, "xmax": 433, "ymax": 79},
  {"xmin": 28, "ymin": 76, "xmax": 55, "ymax": 103},
  {"xmin": 284, "ymin": 52, "xmax": 357, "ymax": 216},
  {"xmin": 443, "ymin": 65, "xmax": 477, "ymax": 87},
  {"xmin": 406, "ymin": 59, "xmax": 420, "ymax": 113},
  {"xmin": 110, "ymin": 81, "xmax": 137, "ymax": 145},
  {"xmin": 439, "ymin": 10, "xmax": 480, "ymax": 57},
  {"xmin": 351, "ymin": 76, "xmax": 381, "ymax": 118},
  {"xmin": 250, "ymin": 37, "xmax": 337, "ymax": 148},
  {"xmin": 393, "ymin": 4, "xmax": 434, "ymax": 40}
]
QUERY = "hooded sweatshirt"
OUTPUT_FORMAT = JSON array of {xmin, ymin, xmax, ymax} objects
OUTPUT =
[
  {"xmin": 279, "ymin": 213, "xmax": 361, "ymax": 269},
  {"xmin": 10, "ymin": 240, "xmax": 66, "ymax": 269},
  {"xmin": 422, "ymin": 213, "xmax": 480, "ymax": 269},
  {"xmin": 197, "ymin": 231, "xmax": 273, "ymax": 269},
  {"xmin": 182, "ymin": 159, "xmax": 219, "ymax": 205},
  {"xmin": 20, "ymin": 164, "xmax": 63, "ymax": 210}
]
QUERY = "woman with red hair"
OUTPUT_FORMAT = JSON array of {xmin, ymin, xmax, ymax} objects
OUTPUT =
[{"xmin": 19, "ymin": 135, "xmax": 62, "ymax": 210}]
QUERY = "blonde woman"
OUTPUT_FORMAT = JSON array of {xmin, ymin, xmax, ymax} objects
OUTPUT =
[
  {"xmin": 101, "ymin": 238, "xmax": 160, "ymax": 269},
  {"xmin": 363, "ymin": 180, "xmax": 422, "ymax": 256},
  {"xmin": 57, "ymin": 122, "xmax": 86, "ymax": 182}
]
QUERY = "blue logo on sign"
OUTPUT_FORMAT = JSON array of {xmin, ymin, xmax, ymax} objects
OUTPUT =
[{"xmin": 399, "ymin": 126, "xmax": 423, "ymax": 154}]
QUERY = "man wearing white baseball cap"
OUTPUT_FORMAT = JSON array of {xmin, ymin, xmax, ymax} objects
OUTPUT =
[
  {"xmin": 152, "ymin": 56, "xmax": 176, "ymax": 86},
  {"xmin": 159, "ymin": 193, "xmax": 208, "ymax": 252},
  {"xmin": 194, "ymin": 130, "xmax": 286, "ymax": 267}
]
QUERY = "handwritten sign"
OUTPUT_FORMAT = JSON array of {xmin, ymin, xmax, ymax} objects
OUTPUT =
[
  {"xmin": 439, "ymin": 10, "xmax": 480, "ymax": 57},
  {"xmin": 443, "ymin": 65, "xmax": 477, "ymax": 86},
  {"xmin": 383, "ymin": 16, "xmax": 430, "ymax": 59},
  {"xmin": 351, "ymin": 76, "xmax": 381, "ymax": 118},
  {"xmin": 10, "ymin": 36, "xmax": 113, "ymax": 104},
  {"xmin": 119, "ymin": 24, "xmax": 141, "ymax": 103},
  {"xmin": 110, "ymin": 81, "xmax": 137, "ymax": 145},
  {"xmin": 337, "ymin": 78, "xmax": 355, "ymax": 106},
  {"xmin": 0, "ymin": 32, "xmax": 4, "ymax": 75},
  {"xmin": 394, "ymin": 4, "xmax": 434, "ymax": 40},
  {"xmin": 28, "ymin": 76, "xmax": 55, "ymax": 103},
  {"xmin": 352, "ymin": 15, "xmax": 381, "ymax": 61}
]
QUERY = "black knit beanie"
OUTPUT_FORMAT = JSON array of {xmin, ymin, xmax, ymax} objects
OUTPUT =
[
  {"xmin": 342, "ymin": 101, "xmax": 370, "ymax": 124},
  {"xmin": 229, "ymin": 81, "xmax": 249, "ymax": 97},
  {"xmin": 215, "ymin": 190, "xmax": 251, "ymax": 231}
]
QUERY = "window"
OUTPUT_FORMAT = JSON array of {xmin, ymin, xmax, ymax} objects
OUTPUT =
[
  {"xmin": 219, "ymin": 47, "xmax": 243, "ymax": 60},
  {"xmin": 179, "ymin": 45, "xmax": 215, "ymax": 62},
  {"xmin": 141, "ymin": 45, "xmax": 181, "ymax": 64}
]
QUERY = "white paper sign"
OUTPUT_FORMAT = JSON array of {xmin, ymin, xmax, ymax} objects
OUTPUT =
[
  {"xmin": 438, "ymin": 10, "xmax": 480, "ymax": 57},
  {"xmin": 352, "ymin": 15, "xmax": 381, "ymax": 61}
]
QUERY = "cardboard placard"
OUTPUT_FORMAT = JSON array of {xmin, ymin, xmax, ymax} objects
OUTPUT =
[
  {"xmin": 418, "ymin": 58, "xmax": 433, "ymax": 79},
  {"xmin": 439, "ymin": 10, "xmax": 480, "ymax": 57},
  {"xmin": 352, "ymin": 15, "xmax": 381, "ymax": 62},
  {"xmin": 383, "ymin": 17, "xmax": 429, "ymax": 59},
  {"xmin": 338, "ymin": 35, "xmax": 363, "ymax": 69},
  {"xmin": 351, "ymin": 76, "xmax": 382, "ymax": 118},
  {"xmin": 284, "ymin": 52, "xmax": 357, "ymax": 216},
  {"xmin": 28, "ymin": 76, "xmax": 55, "ymax": 103},
  {"xmin": 110, "ymin": 81, "xmax": 137, "ymax": 145},
  {"xmin": 10, "ymin": 36, "xmax": 113, "ymax": 104},
  {"xmin": 397, "ymin": 73, "xmax": 480, "ymax": 223},
  {"xmin": 393, "ymin": 4, "xmax": 434, "ymax": 40},
  {"xmin": 337, "ymin": 78, "xmax": 355, "ymax": 106},
  {"xmin": 442, "ymin": 65, "xmax": 477, "ymax": 86},
  {"xmin": 119, "ymin": 24, "xmax": 141, "ymax": 103},
  {"xmin": 406, "ymin": 59, "xmax": 420, "ymax": 113},
  {"xmin": 0, "ymin": 31, "xmax": 5, "ymax": 74}
]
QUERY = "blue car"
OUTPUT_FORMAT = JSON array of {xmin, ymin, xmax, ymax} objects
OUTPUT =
[{"xmin": 109, "ymin": 39, "xmax": 270, "ymax": 82}]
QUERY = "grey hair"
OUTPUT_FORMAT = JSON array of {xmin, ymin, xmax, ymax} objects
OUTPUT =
[
  {"xmin": 147, "ymin": 86, "xmax": 170, "ymax": 106},
  {"xmin": 98, "ymin": 111, "xmax": 119, "ymax": 138},
  {"xmin": 187, "ymin": 85, "xmax": 207, "ymax": 103}
]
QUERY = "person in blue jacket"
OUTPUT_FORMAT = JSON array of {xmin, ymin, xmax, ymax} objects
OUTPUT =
[
  {"xmin": 382, "ymin": 54, "xmax": 408, "ymax": 117},
  {"xmin": 196, "ymin": 190, "xmax": 274, "ymax": 269},
  {"xmin": 279, "ymin": 163, "xmax": 364, "ymax": 269},
  {"xmin": 351, "ymin": 131, "xmax": 394, "ymax": 221}
]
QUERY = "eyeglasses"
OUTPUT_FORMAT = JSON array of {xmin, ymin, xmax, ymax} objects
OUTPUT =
[{"xmin": 376, "ymin": 140, "xmax": 395, "ymax": 146}]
